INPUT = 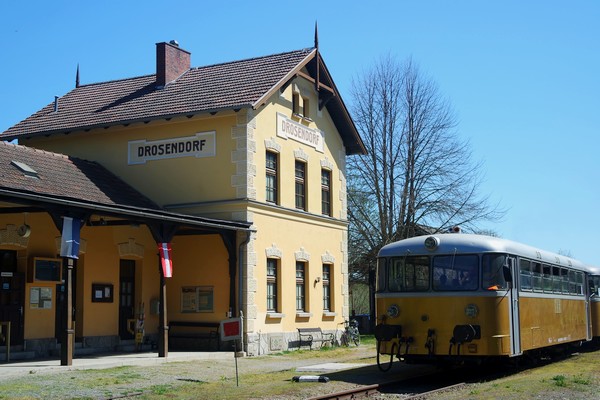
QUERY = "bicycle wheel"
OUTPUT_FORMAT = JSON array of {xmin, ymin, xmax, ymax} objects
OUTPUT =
[
  {"xmin": 352, "ymin": 331, "xmax": 360, "ymax": 346},
  {"xmin": 340, "ymin": 332, "xmax": 349, "ymax": 347}
]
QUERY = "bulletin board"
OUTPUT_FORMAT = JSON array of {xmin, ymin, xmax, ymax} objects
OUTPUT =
[{"xmin": 30, "ymin": 287, "xmax": 53, "ymax": 309}]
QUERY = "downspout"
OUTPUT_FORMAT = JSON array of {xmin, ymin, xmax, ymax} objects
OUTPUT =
[{"xmin": 238, "ymin": 230, "xmax": 252, "ymax": 353}]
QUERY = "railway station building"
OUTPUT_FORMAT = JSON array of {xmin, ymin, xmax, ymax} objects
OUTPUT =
[{"xmin": 0, "ymin": 37, "xmax": 366, "ymax": 361}]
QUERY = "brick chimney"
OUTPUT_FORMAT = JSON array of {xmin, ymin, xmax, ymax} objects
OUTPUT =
[{"xmin": 156, "ymin": 40, "xmax": 191, "ymax": 87}]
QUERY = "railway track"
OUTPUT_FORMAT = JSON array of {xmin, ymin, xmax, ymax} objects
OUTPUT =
[
  {"xmin": 306, "ymin": 381, "xmax": 466, "ymax": 400},
  {"xmin": 304, "ymin": 361, "xmax": 502, "ymax": 400}
]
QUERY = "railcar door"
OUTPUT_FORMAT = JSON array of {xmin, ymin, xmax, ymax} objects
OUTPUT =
[
  {"xmin": 506, "ymin": 256, "xmax": 522, "ymax": 356},
  {"xmin": 585, "ymin": 273, "xmax": 592, "ymax": 341}
]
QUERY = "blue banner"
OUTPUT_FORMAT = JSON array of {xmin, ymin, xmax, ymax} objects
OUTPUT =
[{"xmin": 60, "ymin": 217, "xmax": 81, "ymax": 259}]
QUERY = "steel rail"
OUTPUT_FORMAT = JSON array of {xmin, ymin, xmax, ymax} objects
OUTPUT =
[
  {"xmin": 306, "ymin": 380, "xmax": 467, "ymax": 400},
  {"xmin": 305, "ymin": 383, "xmax": 381, "ymax": 400}
]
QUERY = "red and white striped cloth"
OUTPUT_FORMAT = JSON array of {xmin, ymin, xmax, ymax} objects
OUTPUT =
[{"xmin": 158, "ymin": 243, "xmax": 173, "ymax": 278}]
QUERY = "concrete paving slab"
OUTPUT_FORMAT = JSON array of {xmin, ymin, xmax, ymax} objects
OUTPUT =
[
  {"xmin": 296, "ymin": 362, "xmax": 369, "ymax": 372},
  {"xmin": 0, "ymin": 351, "xmax": 233, "ymax": 378}
]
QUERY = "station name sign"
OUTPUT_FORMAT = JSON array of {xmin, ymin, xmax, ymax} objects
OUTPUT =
[
  {"xmin": 128, "ymin": 131, "xmax": 216, "ymax": 165},
  {"xmin": 276, "ymin": 113, "xmax": 324, "ymax": 153}
]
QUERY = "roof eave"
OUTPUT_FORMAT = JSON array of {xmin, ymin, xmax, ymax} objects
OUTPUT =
[
  {"xmin": 0, "ymin": 187, "xmax": 252, "ymax": 232},
  {"xmin": 4, "ymin": 105, "xmax": 254, "ymax": 142}
]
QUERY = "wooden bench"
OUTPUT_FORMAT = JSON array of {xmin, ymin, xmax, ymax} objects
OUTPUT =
[
  {"xmin": 168, "ymin": 321, "xmax": 220, "ymax": 350},
  {"xmin": 297, "ymin": 327, "xmax": 334, "ymax": 350}
]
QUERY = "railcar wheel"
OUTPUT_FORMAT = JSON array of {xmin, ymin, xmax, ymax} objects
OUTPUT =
[{"xmin": 377, "ymin": 340, "xmax": 398, "ymax": 372}]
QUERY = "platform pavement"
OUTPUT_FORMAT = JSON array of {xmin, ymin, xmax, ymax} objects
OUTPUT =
[{"xmin": 0, "ymin": 351, "xmax": 234, "ymax": 378}]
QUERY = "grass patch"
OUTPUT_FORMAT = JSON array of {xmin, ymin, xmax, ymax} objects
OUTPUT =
[
  {"xmin": 551, "ymin": 374, "xmax": 567, "ymax": 387},
  {"xmin": 573, "ymin": 374, "xmax": 591, "ymax": 385},
  {"xmin": 426, "ymin": 349, "xmax": 600, "ymax": 400},
  {"xmin": 150, "ymin": 384, "xmax": 173, "ymax": 395}
]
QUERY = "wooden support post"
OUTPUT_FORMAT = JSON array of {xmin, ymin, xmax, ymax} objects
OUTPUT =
[
  {"xmin": 158, "ymin": 262, "xmax": 168, "ymax": 358},
  {"xmin": 61, "ymin": 258, "xmax": 75, "ymax": 366}
]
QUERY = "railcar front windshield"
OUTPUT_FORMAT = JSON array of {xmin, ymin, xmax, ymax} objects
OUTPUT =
[
  {"xmin": 388, "ymin": 256, "xmax": 430, "ymax": 292},
  {"xmin": 385, "ymin": 254, "xmax": 481, "ymax": 292},
  {"xmin": 432, "ymin": 254, "xmax": 479, "ymax": 291},
  {"xmin": 381, "ymin": 252, "xmax": 512, "ymax": 292}
]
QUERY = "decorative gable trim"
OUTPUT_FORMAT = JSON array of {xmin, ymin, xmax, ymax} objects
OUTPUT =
[
  {"xmin": 266, "ymin": 243, "xmax": 282, "ymax": 259},
  {"xmin": 320, "ymin": 157, "xmax": 334, "ymax": 170},
  {"xmin": 294, "ymin": 148, "xmax": 309, "ymax": 162},
  {"xmin": 321, "ymin": 251, "xmax": 335, "ymax": 264},
  {"xmin": 118, "ymin": 238, "xmax": 145, "ymax": 259},
  {"xmin": 264, "ymin": 138, "xmax": 281, "ymax": 153},
  {"xmin": 295, "ymin": 247, "xmax": 310, "ymax": 262},
  {"xmin": 0, "ymin": 224, "xmax": 29, "ymax": 248}
]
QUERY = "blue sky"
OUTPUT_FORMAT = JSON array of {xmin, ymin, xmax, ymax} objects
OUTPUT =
[{"xmin": 1, "ymin": 1, "xmax": 598, "ymax": 263}]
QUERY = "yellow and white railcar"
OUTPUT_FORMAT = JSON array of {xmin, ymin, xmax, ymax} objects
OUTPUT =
[{"xmin": 374, "ymin": 234, "xmax": 592, "ymax": 368}]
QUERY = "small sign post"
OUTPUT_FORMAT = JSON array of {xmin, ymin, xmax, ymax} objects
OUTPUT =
[{"xmin": 220, "ymin": 316, "xmax": 243, "ymax": 386}]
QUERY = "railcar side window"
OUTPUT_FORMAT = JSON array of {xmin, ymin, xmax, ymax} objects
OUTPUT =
[
  {"xmin": 543, "ymin": 264, "xmax": 553, "ymax": 293},
  {"xmin": 575, "ymin": 271, "xmax": 584, "ymax": 295},
  {"xmin": 519, "ymin": 259, "xmax": 532, "ymax": 291},
  {"xmin": 592, "ymin": 276, "xmax": 600, "ymax": 296},
  {"xmin": 559, "ymin": 268, "xmax": 569, "ymax": 293},
  {"xmin": 568, "ymin": 270, "xmax": 577, "ymax": 295},
  {"xmin": 388, "ymin": 256, "xmax": 430, "ymax": 292},
  {"xmin": 521, "ymin": 260, "xmax": 584, "ymax": 296},
  {"xmin": 531, "ymin": 262, "xmax": 543, "ymax": 291},
  {"xmin": 433, "ymin": 254, "xmax": 478, "ymax": 291},
  {"xmin": 552, "ymin": 266, "xmax": 563, "ymax": 293},
  {"xmin": 481, "ymin": 254, "xmax": 508, "ymax": 291}
]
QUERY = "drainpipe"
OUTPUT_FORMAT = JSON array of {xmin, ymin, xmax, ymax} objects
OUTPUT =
[{"xmin": 238, "ymin": 230, "xmax": 252, "ymax": 353}]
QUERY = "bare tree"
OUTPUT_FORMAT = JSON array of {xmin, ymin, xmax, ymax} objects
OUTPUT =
[{"xmin": 348, "ymin": 56, "xmax": 503, "ymax": 282}]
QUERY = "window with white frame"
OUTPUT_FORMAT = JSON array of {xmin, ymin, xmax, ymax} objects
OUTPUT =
[
  {"xmin": 267, "ymin": 258, "xmax": 279, "ymax": 312},
  {"xmin": 296, "ymin": 261, "xmax": 306, "ymax": 311},
  {"xmin": 295, "ymin": 160, "xmax": 306, "ymax": 211},
  {"xmin": 322, "ymin": 264, "xmax": 332, "ymax": 311},
  {"xmin": 321, "ymin": 169, "xmax": 331, "ymax": 216},
  {"xmin": 266, "ymin": 151, "xmax": 278, "ymax": 204}
]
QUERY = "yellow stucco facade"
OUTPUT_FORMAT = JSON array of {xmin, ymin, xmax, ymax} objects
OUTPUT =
[{"xmin": 3, "ymin": 63, "xmax": 354, "ymax": 356}]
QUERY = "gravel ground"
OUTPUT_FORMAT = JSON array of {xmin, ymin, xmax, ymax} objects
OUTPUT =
[
  {"xmin": 0, "ymin": 344, "xmax": 397, "ymax": 399},
  {"xmin": 0, "ymin": 343, "xmax": 598, "ymax": 399}
]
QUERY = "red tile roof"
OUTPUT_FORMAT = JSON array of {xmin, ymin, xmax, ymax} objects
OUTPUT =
[
  {"xmin": 1, "ymin": 48, "xmax": 366, "ymax": 155},
  {"xmin": 0, "ymin": 141, "xmax": 159, "ymax": 209}
]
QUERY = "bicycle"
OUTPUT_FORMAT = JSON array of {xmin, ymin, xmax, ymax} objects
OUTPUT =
[{"xmin": 339, "ymin": 319, "xmax": 360, "ymax": 346}]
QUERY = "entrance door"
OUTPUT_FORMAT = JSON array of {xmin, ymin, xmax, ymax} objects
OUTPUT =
[
  {"xmin": 507, "ymin": 256, "xmax": 522, "ymax": 356},
  {"xmin": 119, "ymin": 260, "xmax": 135, "ymax": 340},
  {"xmin": 0, "ymin": 250, "xmax": 24, "ymax": 346}
]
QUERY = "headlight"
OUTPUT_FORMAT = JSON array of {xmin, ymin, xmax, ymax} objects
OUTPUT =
[{"xmin": 387, "ymin": 304, "xmax": 400, "ymax": 318}]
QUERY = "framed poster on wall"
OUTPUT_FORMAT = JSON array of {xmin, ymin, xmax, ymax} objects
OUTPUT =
[
  {"xmin": 91, "ymin": 283, "xmax": 113, "ymax": 303},
  {"xmin": 181, "ymin": 286, "xmax": 214, "ymax": 313},
  {"xmin": 29, "ymin": 287, "xmax": 53, "ymax": 309}
]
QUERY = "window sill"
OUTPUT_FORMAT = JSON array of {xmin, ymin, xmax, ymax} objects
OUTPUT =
[
  {"xmin": 267, "ymin": 312, "xmax": 285, "ymax": 319},
  {"xmin": 296, "ymin": 312, "xmax": 312, "ymax": 318},
  {"xmin": 322, "ymin": 311, "xmax": 337, "ymax": 318}
]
